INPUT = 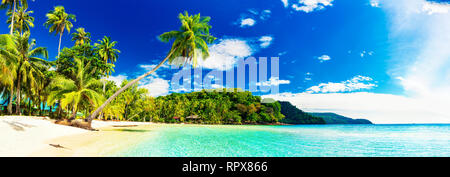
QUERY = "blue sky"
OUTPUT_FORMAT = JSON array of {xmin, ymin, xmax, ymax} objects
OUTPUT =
[{"xmin": 1, "ymin": 0, "xmax": 450, "ymax": 123}]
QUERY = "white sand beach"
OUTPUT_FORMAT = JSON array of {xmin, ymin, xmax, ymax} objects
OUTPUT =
[{"xmin": 0, "ymin": 116, "xmax": 154, "ymax": 157}]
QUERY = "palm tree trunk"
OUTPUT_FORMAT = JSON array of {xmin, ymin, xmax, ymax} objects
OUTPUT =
[
  {"xmin": 15, "ymin": 75, "xmax": 21, "ymax": 115},
  {"xmin": 57, "ymin": 28, "xmax": 64, "ymax": 58},
  {"xmin": 71, "ymin": 106, "xmax": 77, "ymax": 119},
  {"xmin": 58, "ymin": 33, "xmax": 62, "ymax": 57},
  {"xmin": 9, "ymin": 0, "xmax": 16, "ymax": 35},
  {"xmin": 7, "ymin": 88, "xmax": 13, "ymax": 114},
  {"xmin": 86, "ymin": 48, "xmax": 177, "ymax": 125}
]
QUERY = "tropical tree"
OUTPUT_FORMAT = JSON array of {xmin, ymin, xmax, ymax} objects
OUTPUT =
[
  {"xmin": 71, "ymin": 27, "xmax": 91, "ymax": 46},
  {"xmin": 95, "ymin": 36, "xmax": 120, "ymax": 64},
  {"xmin": 47, "ymin": 58, "xmax": 104, "ymax": 119},
  {"xmin": 44, "ymin": 6, "xmax": 76, "ymax": 57},
  {"xmin": 1, "ymin": 0, "xmax": 28, "ymax": 35},
  {"xmin": 0, "ymin": 43, "xmax": 16, "ymax": 114},
  {"xmin": 7, "ymin": 6, "xmax": 33, "ymax": 36},
  {"xmin": 86, "ymin": 11, "xmax": 216, "ymax": 126},
  {"xmin": 0, "ymin": 32, "xmax": 48, "ymax": 115}
]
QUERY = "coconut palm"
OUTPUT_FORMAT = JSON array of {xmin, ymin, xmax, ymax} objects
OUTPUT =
[
  {"xmin": 47, "ymin": 58, "xmax": 104, "ymax": 119},
  {"xmin": 71, "ymin": 27, "xmax": 91, "ymax": 46},
  {"xmin": 0, "ymin": 32, "xmax": 48, "ymax": 115},
  {"xmin": 44, "ymin": 6, "xmax": 76, "ymax": 57},
  {"xmin": 95, "ymin": 36, "xmax": 120, "ymax": 63},
  {"xmin": 0, "ymin": 50, "xmax": 16, "ymax": 114},
  {"xmin": 86, "ymin": 11, "xmax": 216, "ymax": 127},
  {"xmin": 1, "ymin": 0, "xmax": 28, "ymax": 35},
  {"xmin": 7, "ymin": 6, "xmax": 33, "ymax": 36}
]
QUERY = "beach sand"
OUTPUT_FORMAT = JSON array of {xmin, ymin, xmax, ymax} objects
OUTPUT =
[{"xmin": 0, "ymin": 116, "xmax": 154, "ymax": 157}]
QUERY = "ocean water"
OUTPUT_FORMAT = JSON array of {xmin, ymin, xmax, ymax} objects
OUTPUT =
[{"xmin": 112, "ymin": 124, "xmax": 450, "ymax": 157}]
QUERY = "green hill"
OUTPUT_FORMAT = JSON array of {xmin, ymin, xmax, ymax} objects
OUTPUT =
[
  {"xmin": 309, "ymin": 113, "xmax": 373, "ymax": 124},
  {"xmin": 278, "ymin": 101, "xmax": 326, "ymax": 124}
]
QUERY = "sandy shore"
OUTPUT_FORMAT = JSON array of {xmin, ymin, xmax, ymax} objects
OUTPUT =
[{"xmin": 0, "ymin": 116, "xmax": 154, "ymax": 157}]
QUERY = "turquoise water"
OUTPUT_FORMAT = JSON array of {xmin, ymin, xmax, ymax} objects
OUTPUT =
[{"xmin": 113, "ymin": 124, "xmax": 450, "ymax": 157}]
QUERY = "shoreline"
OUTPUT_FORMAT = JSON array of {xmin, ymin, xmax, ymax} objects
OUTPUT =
[{"xmin": 0, "ymin": 116, "xmax": 154, "ymax": 157}]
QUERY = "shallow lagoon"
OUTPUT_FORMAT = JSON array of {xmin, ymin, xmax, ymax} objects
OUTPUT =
[{"xmin": 112, "ymin": 124, "xmax": 450, "ymax": 157}]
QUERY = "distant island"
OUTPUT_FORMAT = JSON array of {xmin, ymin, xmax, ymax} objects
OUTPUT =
[
  {"xmin": 309, "ymin": 113, "xmax": 373, "ymax": 124},
  {"xmin": 278, "ymin": 101, "xmax": 372, "ymax": 125},
  {"xmin": 278, "ymin": 101, "xmax": 326, "ymax": 124}
]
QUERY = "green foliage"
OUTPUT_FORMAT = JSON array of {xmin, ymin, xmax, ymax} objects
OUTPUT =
[
  {"xmin": 159, "ymin": 11, "xmax": 216, "ymax": 67},
  {"xmin": 47, "ymin": 58, "xmax": 104, "ymax": 119},
  {"xmin": 309, "ymin": 113, "xmax": 373, "ymax": 124},
  {"xmin": 118, "ymin": 89, "xmax": 285, "ymax": 124},
  {"xmin": 44, "ymin": 6, "xmax": 76, "ymax": 36},
  {"xmin": 278, "ymin": 101, "xmax": 326, "ymax": 124}
]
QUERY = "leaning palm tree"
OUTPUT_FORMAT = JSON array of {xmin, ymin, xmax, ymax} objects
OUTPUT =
[
  {"xmin": 44, "ymin": 6, "xmax": 76, "ymax": 57},
  {"xmin": 86, "ymin": 11, "xmax": 216, "ymax": 127},
  {"xmin": 47, "ymin": 58, "xmax": 104, "ymax": 119},
  {"xmin": 1, "ymin": 0, "xmax": 28, "ymax": 35},
  {"xmin": 7, "ymin": 6, "xmax": 34, "ymax": 36},
  {"xmin": 71, "ymin": 27, "xmax": 91, "ymax": 46},
  {"xmin": 0, "ymin": 31, "xmax": 48, "ymax": 115}
]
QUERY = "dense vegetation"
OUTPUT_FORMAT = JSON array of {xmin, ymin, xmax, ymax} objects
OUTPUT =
[
  {"xmin": 309, "ymin": 113, "xmax": 373, "ymax": 124},
  {"xmin": 99, "ymin": 87, "xmax": 284, "ymax": 124},
  {"xmin": 278, "ymin": 101, "xmax": 326, "ymax": 124}
]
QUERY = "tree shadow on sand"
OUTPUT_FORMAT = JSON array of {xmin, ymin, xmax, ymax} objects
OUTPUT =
[
  {"xmin": 3, "ymin": 121, "xmax": 36, "ymax": 131},
  {"xmin": 106, "ymin": 128, "xmax": 151, "ymax": 133}
]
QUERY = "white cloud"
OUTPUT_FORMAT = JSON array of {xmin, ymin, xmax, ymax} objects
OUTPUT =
[
  {"xmin": 259, "ymin": 36, "xmax": 273, "ymax": 48},
  {"xmin": 317, "ymin": 55, "xmax": 331, "ymax": 62},
  {"xmin": 240, "ymin": 18, "xmax": 256, "ymax": 27},
  {"xmin": 256, "ymin": 77, "xmax": 291, "ymax": 86},
  {"xmin": 306, "ymin": 75, "xmax": 376, "ymax": 93},
  {"xmin": 422, "ymin": 1, "xmax": 450, "ymax": 15},
  {"xmin": 263, "ymin": 92, "xmax": 450, "ymax": 124},
  {"xmin": 359, "ymin": 50, "xmax": 374, "ymax": 58},
  {"xmin": 381, "ymin": 0, "xmax": 450, "ymax": 100},
  {"xmin": 291, "ymin": 0, "xmax": 334, "ymax": 13},
  {"xmin": 139, "ymin": 78, "xmax": 170, "ymax": 97},
  {"xmin": 370, "ymin": 0, "xmax": 380, "ymax": 7},
  {"xmin": 281, "ymin": 0, "xmax": 289, "ymax": 7},
  {"xmin": 102, "ymin": 74, "xmax": 128, "ymax": 86},
  {"xmin": 196, "ymin": 38, "xmax": 253, "ymax": 70}
]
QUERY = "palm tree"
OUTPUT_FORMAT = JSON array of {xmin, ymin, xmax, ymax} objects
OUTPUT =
[
  {"xmin": 44, "ymin": 6, "xmax": 76, "ymax": 57},
  {"xmin": 0, "ymin": 48, "xmax": 16, "ymax": 114},
  {"xmin": 0, "ymin": 32, "xmax": 48, "ymax": 115},
  {"xmin": 1, "ymin": 0, "xmax": 28, "ymax": 35},
  {"xmin": 47, "ymin": 58, "xmax": 104, "ymax": 119},
  {"xmin": 7, "ymin": 6, "xmax": 33, "ymax": 36},
  {"xmin": 95, "ymin": 36, "xmax": 120, "ymax": 64},
  {"xmin": 71, "ymin": 27, "xmax": 91, "ymax": 46},
  {"xmin": 86, "ymin": 11, "xmax": 216, "ymax": 127}
]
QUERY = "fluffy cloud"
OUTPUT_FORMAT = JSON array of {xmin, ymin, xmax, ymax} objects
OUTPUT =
[
  {"xmin": 317, "ymin": 55, "xmax": 331, "ymax": 62},
  {"xmin": 263, "ymin": 92, "xmax": 450, "ymax": 124},
  {"xmin": 380, "ymin": 0, "xmax": 450, "ymax": 100},
  {"xmin": 306, "ymin": 75, "xmax": 376, "ymax": 93},
  {"xmin": 102, "ymin": 74, "xmax": 128, "ymax": 86},
  {"xmin": 281, "ymin": 0, "xmax": 289, "ymax": 7},
  {"xmin": 259, "ymin": 36, "xmax": 273, "ymax": 48},
  {"xmin": 289, "ymin": 0, "xmax": 334, "ymax": 13},
  {"xmin": 256, "ymin": 77, "xmax": 291, "ymax": 86},
  {"xmin": 139, "ymin": 78, "xmax": 170, "ymax": 97},
  {"xmin": 237, "ymin": 9, "xmax": 271, "ymax": 28},
  {"xmin": 240, "ymin": 18, "xmax": 256, "ymax": 27},
  {"xmin": 196, "ymin": 38, "xmax": 253, "ymax": 70},
  {"xmin": 422, "ymin": 1, "xmax": 450, "ymax": 15},
  {"xmin": 370, "ymin": 0, "xmax": 380, "ymax": 7}
]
